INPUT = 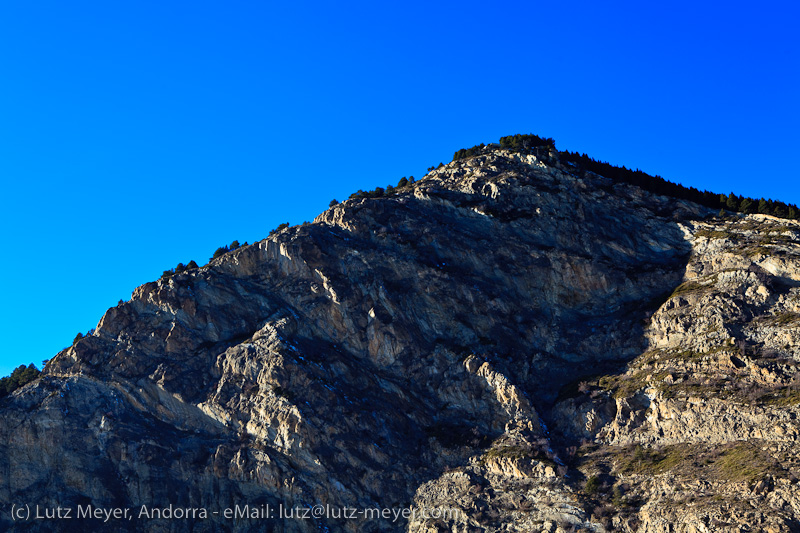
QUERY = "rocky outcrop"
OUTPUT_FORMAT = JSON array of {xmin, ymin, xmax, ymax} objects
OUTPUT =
[
  {"xmin": 543, "ymin": 215, "xmax": 800, "ymax": 532},
  {"xmin": 1, "ymin": 147, "xmax": 799, "ymax": 532}
]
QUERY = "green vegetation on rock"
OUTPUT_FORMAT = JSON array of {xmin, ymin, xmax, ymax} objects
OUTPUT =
[
  {"xmin": 450, "ymin": 133, "xmax": 800, "ymax": 220},
  {"xmin": 0, "ymin": 364, "xmax": 40, "ymax": 399}
]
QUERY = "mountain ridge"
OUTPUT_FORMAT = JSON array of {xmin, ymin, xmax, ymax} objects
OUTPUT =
[{"xmin": 2, "ymin": 144, "xmax": 800, "ymax": 532}]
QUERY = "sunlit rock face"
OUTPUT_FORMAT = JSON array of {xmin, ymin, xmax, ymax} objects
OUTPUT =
[{"xmin": 2, "ymin": 147, "xmax": 799, "ymax": 532}]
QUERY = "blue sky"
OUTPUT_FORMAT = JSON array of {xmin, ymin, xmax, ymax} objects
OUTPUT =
[{"xmin": 0, "ymin": 0, "xmax": 798, "ymax": 376}]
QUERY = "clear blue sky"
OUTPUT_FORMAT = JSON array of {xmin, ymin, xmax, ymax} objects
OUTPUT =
[{"xmin": 1, "ymin": 1, "xmax": 798, "ymax": 376}]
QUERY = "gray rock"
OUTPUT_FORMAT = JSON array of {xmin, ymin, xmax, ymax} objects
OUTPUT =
[{"xmin": 2, "ymin": 149, "xmax": 799, "ymax": 532}]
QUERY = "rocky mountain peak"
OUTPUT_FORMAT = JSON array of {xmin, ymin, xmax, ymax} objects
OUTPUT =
[{"xmin": 2, "ymin": 140, "xmax": 800, "ymax": 532}]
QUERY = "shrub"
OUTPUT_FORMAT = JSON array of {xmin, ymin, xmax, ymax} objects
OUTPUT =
[
  {"xmin": 584, "ymin": 475, "xmax": 601, "ymax": 495},
  {"xmin": 453, "ymin": 143, "xmax": 485, "ymax": 161},
  {"xmin": 269, "ymin": 222, "xmax": 290, "ymax": 236},
  {"xmin": 163, "ymin": 258, "xmax": 201, "ymax": 278},
  {"xmin": 211, "ymin": 246, "xmax": 230, "ymax": 260},
  {"xmin": 0, "ymin": 364, "xmax": 41, "ymax": 399},
  {"xmin": 715, "ymin": 442, "xmax": 781, "ymax": 483},
  {"xmin": 612, "ymin": 485, "xmax": 626, "ymax": 506},
  {"xmin": 329, "ymin": 199, "xmax": 339, "ymax": 207},
  {"xmin": 73, "ymin": 332, "xmax": 84, "ymax": 344},
  {"xmin": 614, "ymin": 444, "xmax": 684, "ymax": 475},
  {"xmin": 349, "ymin": 186, "xmax": 391, "ymax": 200},
  {"xmin": 499, "ymin": 133, "xmax": 556, "ymax": 151}
]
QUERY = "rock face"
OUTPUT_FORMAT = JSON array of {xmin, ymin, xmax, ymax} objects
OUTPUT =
[{"xmin": 1, "ymin": 147, "xmax": 799, "ymax": 532}]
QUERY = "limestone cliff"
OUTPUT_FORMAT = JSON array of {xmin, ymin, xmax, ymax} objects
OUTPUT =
[{"xmin": 1, "ymin": 145, "xmax": 798, "ymax": 532}]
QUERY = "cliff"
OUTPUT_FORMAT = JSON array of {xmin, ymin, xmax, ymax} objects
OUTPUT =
[{"xmin": 2, "ymin": 146, "xmax": 799, "ymax": 532}]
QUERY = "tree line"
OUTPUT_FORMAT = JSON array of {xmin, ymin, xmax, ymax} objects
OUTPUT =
[{"xmin": 558, "ymin": 150, "xmax": 798, "ymax": 219}]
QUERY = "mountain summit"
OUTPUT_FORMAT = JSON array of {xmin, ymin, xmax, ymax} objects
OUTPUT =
[{"xmin": 3, "ymin": 142, "xmax": 800, "ymax": 532}]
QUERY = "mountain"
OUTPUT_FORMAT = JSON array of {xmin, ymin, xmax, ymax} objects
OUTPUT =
[{"xmin": 2, "ymin": 142, "xmax": 799, "ymax": 532}]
